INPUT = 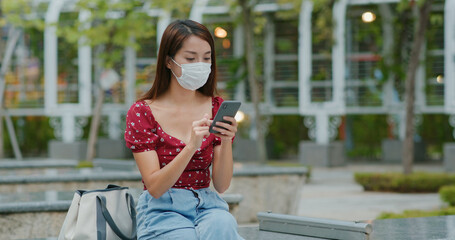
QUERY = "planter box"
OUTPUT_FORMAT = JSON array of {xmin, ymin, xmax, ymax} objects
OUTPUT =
[
  {"xmin": 48, "ymin": 139, "xmax": 133, "ymax": 160},
  {"xmin": 96, "ymin": 138, "xmax": 133, "ymax": 159},
  {"xmin": 48, "ymin": 140, "xmax": 87, "ymax": 160},
  {"xmin": 298, "ymin": 141, "xmax": 345, "ymax": 167},
  {"xmin": 382, "ymin": 139, "xmax": 426, "ymax": 163},
  {"xmin": 233, "ymin": 138, "xmax": 259, "ymax": 162},
  {"xmin": 444, "ymin": 143, "xmax": 455, "ymax": 172}
]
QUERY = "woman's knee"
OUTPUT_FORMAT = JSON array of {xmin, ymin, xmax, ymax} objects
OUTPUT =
[
  {"xmin": 216, "ymin": 211, "xmax": 238, "ymax": 228},
  {"xmin": 196, "ymin": 215, "xmax": 242, "ymax": 240},
  {"xmin": 197, "ymin": 209, "xmax": 239, "ymax": 236}
]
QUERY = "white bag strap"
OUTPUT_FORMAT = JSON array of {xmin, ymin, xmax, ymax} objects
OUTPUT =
[{"xmin": 96, "ymin": 193, "xmax": 137, "ymax": 240}]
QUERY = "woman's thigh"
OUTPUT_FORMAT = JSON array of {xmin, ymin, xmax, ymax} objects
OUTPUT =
[
  {"xmin": 136, "ymin": 190, "xmax": 196, "ymax": 239},
  {"xmin": 195, "ymin": 208, "xmax": 243, "ymax": 240}
]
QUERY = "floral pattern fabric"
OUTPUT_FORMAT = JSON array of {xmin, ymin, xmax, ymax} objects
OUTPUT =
[{"xmin": 125, "ymin": 96, "xmax": 224, "ymax": 190}]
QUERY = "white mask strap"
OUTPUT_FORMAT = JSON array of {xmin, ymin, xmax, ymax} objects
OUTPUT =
[{"xmin": 171, "ymin": 58, "xmax": 181, "ymax": 68}]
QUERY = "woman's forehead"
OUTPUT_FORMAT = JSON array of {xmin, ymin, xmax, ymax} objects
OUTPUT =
[{"xmin": 179, "ymin": 35, "xmax": 211, "ymax": 54}]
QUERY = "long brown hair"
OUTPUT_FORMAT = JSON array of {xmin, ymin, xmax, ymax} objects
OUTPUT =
[{"xmin": 139, "ymin": 20, "xmax": 217, "ymax": 101}]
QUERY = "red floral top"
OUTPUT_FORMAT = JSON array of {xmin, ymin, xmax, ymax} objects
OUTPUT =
[{"xmin": 124, "ymin": 96, "xmax": 225, "ymax": 190}]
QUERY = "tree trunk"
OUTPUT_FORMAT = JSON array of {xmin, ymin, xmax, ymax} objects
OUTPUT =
[
  {"xmin": 85, "ymin": 44, "xmax": 107, "ymax": 163},
  {"xmin": 0, "ymin": 118, "xmax": 3, "ymax": 158},
  {"xmin": 85, "ymin": 88, "xmax": 104, "ymax": 162},
  {"xmin": 239, "ymin": 0, "xmax": 267, "ymax": 163},
  {"xmin": 402, "ymin": 0, "xmax": 432, "ymax": 174}
]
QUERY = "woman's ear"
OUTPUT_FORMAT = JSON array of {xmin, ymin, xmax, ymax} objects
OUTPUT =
[{"xmin": 165, "ymin": 56, "xmax": 171, "ymax": 69}]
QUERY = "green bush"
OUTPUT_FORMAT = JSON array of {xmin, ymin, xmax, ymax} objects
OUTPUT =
[
  {"xmin": 354, "ymin": 172, "xmax": 455, "ymax": 193},
  {"xmin": 2, "ymin": 116, "xmax": 54, "ymax": 157},
  {"xmin": 439, "ymin": 185, "xmax": 455, "ymax": 207},
  {"xmin": 77, "ymin": 161, "xmax": 94, "ymax": 168},
  {"xmin": 345, "ymin": 115, "xmax": 388, "ymax": 161},
  {"xmin": 266, "ymin": 115, "xmax": 308, "ymax": 159},
  {"xmin": 377, "ymin": 207, "xmax": 455, "ymax": 219}
]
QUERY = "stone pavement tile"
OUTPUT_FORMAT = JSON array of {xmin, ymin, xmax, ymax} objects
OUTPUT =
[
  {"xmin": 297, "ymin": 164, "xmax": 444, "ymax": 221},
  {"xmin": 370, "ymin": 215, "xmax": 455, "ymax": 240},
  {"xmin": 239, "ymin": 215, "xmax": 455, "ymax": 240}
]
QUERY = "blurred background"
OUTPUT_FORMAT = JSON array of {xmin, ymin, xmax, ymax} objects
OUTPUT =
[
  {"xmin": 1, "ymin": 1, "xmax": 455, "ymax": 238},
  {"xmin": 0, "ymin": 0, "xmax": 453, "ymax": 170}
]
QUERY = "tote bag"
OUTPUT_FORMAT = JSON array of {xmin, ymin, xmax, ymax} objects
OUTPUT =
[{"xmin": 58, "ymin": 184, "xmax": 137, "ymax": 240}]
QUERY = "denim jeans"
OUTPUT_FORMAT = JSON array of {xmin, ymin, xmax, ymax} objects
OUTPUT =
[{"xmin": 136, "ymin": 188, "xmax": 244, "ymax": 240}]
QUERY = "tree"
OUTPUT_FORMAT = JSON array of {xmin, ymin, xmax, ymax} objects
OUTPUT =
[
  {"xmin": 61, "ymin": 0, "xmax": 156, "ymax": 162},
  {"xmin": 358, "ymin": 0, "xmax": 435, "ymax": 173},
  {"xmin": 236, "ymin": 0, "xmax": 268, "ymax": 163},
  {"xmin": 2, "ymin": 0, "xmax": 156, "ymax": 162},
  {"xmin": 228, "ymin": 0, "xmax": 333, "ymax": 163},
  {"xmin": 402, "ymin": 0, "xmax": 433, "ymax": 174},
  {"xmin": 0, "ymin": 1, "xmax": 46, "ymax": 160}
]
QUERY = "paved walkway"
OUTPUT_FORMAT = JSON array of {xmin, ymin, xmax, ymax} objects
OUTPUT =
[{"xmin": 297, "ymin": 163, "xmax": 445, "ymax": 221}]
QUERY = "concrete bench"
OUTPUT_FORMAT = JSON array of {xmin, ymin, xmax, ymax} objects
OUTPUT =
[
  {"xmin": 227, "ymin": 165, "xmax": 308, "ymax": 223},
  {"xmin": 10, "ymin": 214, "xmax": 455, "ymax": 240},
  {"xmin": 0, "ymin": 169, "xmax": 144, "ymax": 193},
  {"xmin": 0, "ymin": 190, "xmax": 242, "ymax": 239},
  {"xmin": 0, "ymin": 159, "xmax": 78, "ymax": 176},
  {"xmin": 0, "ymin": 160, "xmax": 307, "ymax": 224},
  {"xmin": 239, "ymin": 214, "xmax": 455, "ymax": 240},
  {"xmin": 0, "ymin": 159, "xmax": 79, "ymax": 169},
  {"xmin": 255, "ymin": 212, "xmax": 371, "ymax": 240}
]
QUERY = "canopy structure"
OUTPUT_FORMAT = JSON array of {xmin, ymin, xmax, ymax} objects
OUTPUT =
[
  {"xmin": 192, "ymin": 0, "xmax": 454, "ymax": 144},
  {"xmin": 1, "ymin": 0, "xmax": 454, "ymax": 150}
]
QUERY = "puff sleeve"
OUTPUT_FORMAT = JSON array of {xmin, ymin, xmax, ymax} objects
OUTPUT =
[{"xmin": 124, "ymin": 101, "xmax": 158, "ymax": 153}]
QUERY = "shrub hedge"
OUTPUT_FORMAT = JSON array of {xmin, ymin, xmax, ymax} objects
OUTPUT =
[
  {"xmin": 439, "ymin": 185, "xmax": 455, "ymax": 207},
  {"xmin": 354, "ymin": 172, "xmax": 455, "ymax": 193},
  {"xmin": 377, "ymin": 207, "xmax": 455, "ymax": 219}
]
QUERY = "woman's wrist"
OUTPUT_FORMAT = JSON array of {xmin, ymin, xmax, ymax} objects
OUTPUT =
[
  {"xmin": 220, "ymin": 138, "xmax": 233, "ymax": 145},
  {"xmin": 185, "ymin": 143, "xmax": 199, "ymax": 153}
]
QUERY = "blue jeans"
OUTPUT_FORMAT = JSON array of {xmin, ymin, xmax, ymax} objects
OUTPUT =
[{"xmin": 136, "ymin": 188, "xmax": 244, "ymax": 240}]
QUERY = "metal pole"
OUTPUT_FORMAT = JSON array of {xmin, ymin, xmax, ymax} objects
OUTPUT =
[
  {"xmin": 0, "ymin": 26, "xmax": 23, "ymax": 160},
  {"xmin": 4, "ymin": 112, "xmax": 22, "ymax": 160},
  {"xmin": 0, "ymin": 113, "xmax": 3, "ymax": 159},
  {"xmin": 0, "ymin": 27, "xmax": 22, "ymax": 107}
]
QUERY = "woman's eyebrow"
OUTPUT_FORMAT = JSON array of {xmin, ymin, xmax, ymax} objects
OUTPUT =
[{"xmin": 183, "ymin": 50, "xmax": 211, "ymax": 55}]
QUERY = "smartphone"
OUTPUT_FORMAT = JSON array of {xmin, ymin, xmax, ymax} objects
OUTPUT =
[{"xmin": 209, "ymin": 101, "xmax": 241, "ymax": 134}]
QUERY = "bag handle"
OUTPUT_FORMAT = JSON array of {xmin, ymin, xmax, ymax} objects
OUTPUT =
[{"xmin": 96, "ymin": 193, "xmax": 137, "ymax": 240}]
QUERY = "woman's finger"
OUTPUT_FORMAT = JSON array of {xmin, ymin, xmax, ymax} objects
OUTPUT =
[
  {"xmin": 194, "ymin": 126, "xmax": 210, "ymax": 132},
  {"xmin": 194, "ymin": 125, "xmax": 210, "ymax": 131},
  {"xmin": 214, "ymin": 122, "xmax": 236, "ymax": 132},
  {"xmin": 214, "ymin": 132, "xmax": 235, "ymax": 139},
  {"xmin": 223, "ymin": 116, "xmax": 237, "ymax": 126},
  {"xmin": 212, "ymin": 127, "xmax": 235, "ymax": 137},
  {"xmin": 193, "ymin": 116, "xmax": 211, "ymax": 127}
]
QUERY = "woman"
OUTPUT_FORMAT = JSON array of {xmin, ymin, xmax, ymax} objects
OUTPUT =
[{"xmin": 124, "ymin": 20, "xmax": 244, "ymax": 240}]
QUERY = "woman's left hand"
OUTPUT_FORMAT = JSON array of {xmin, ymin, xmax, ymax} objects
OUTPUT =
[{"xmin": 211, "ymin": 116, "xmax": 237, "ymax": 141}]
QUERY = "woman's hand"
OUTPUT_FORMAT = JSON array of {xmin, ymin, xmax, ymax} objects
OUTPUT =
[
  {"xmin": 211, "ymin": 116, "xmax": 237, "ymax": 142},
  {"xmin": 187, "ymin": 113, "xmax": 211, "ymax": 150}
]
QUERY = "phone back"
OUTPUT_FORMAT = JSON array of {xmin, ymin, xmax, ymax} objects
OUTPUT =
[
  {"xmin": 214, "ymin": 101, "xmax": 241, "ymax": 121},
  {"xmin": 210, "ymin": 101, "xmax": 241, "ymax": 133}
]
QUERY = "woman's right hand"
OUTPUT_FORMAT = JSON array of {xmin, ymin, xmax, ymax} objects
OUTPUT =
[{"xmin": 187, "ymin": 113, "xmax": 211, "ymax": 151}]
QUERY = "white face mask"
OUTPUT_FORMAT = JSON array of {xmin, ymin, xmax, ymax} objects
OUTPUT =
[{"xmin": 170, "ymin": 58, "xmax": 212, "ymax": 91}]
